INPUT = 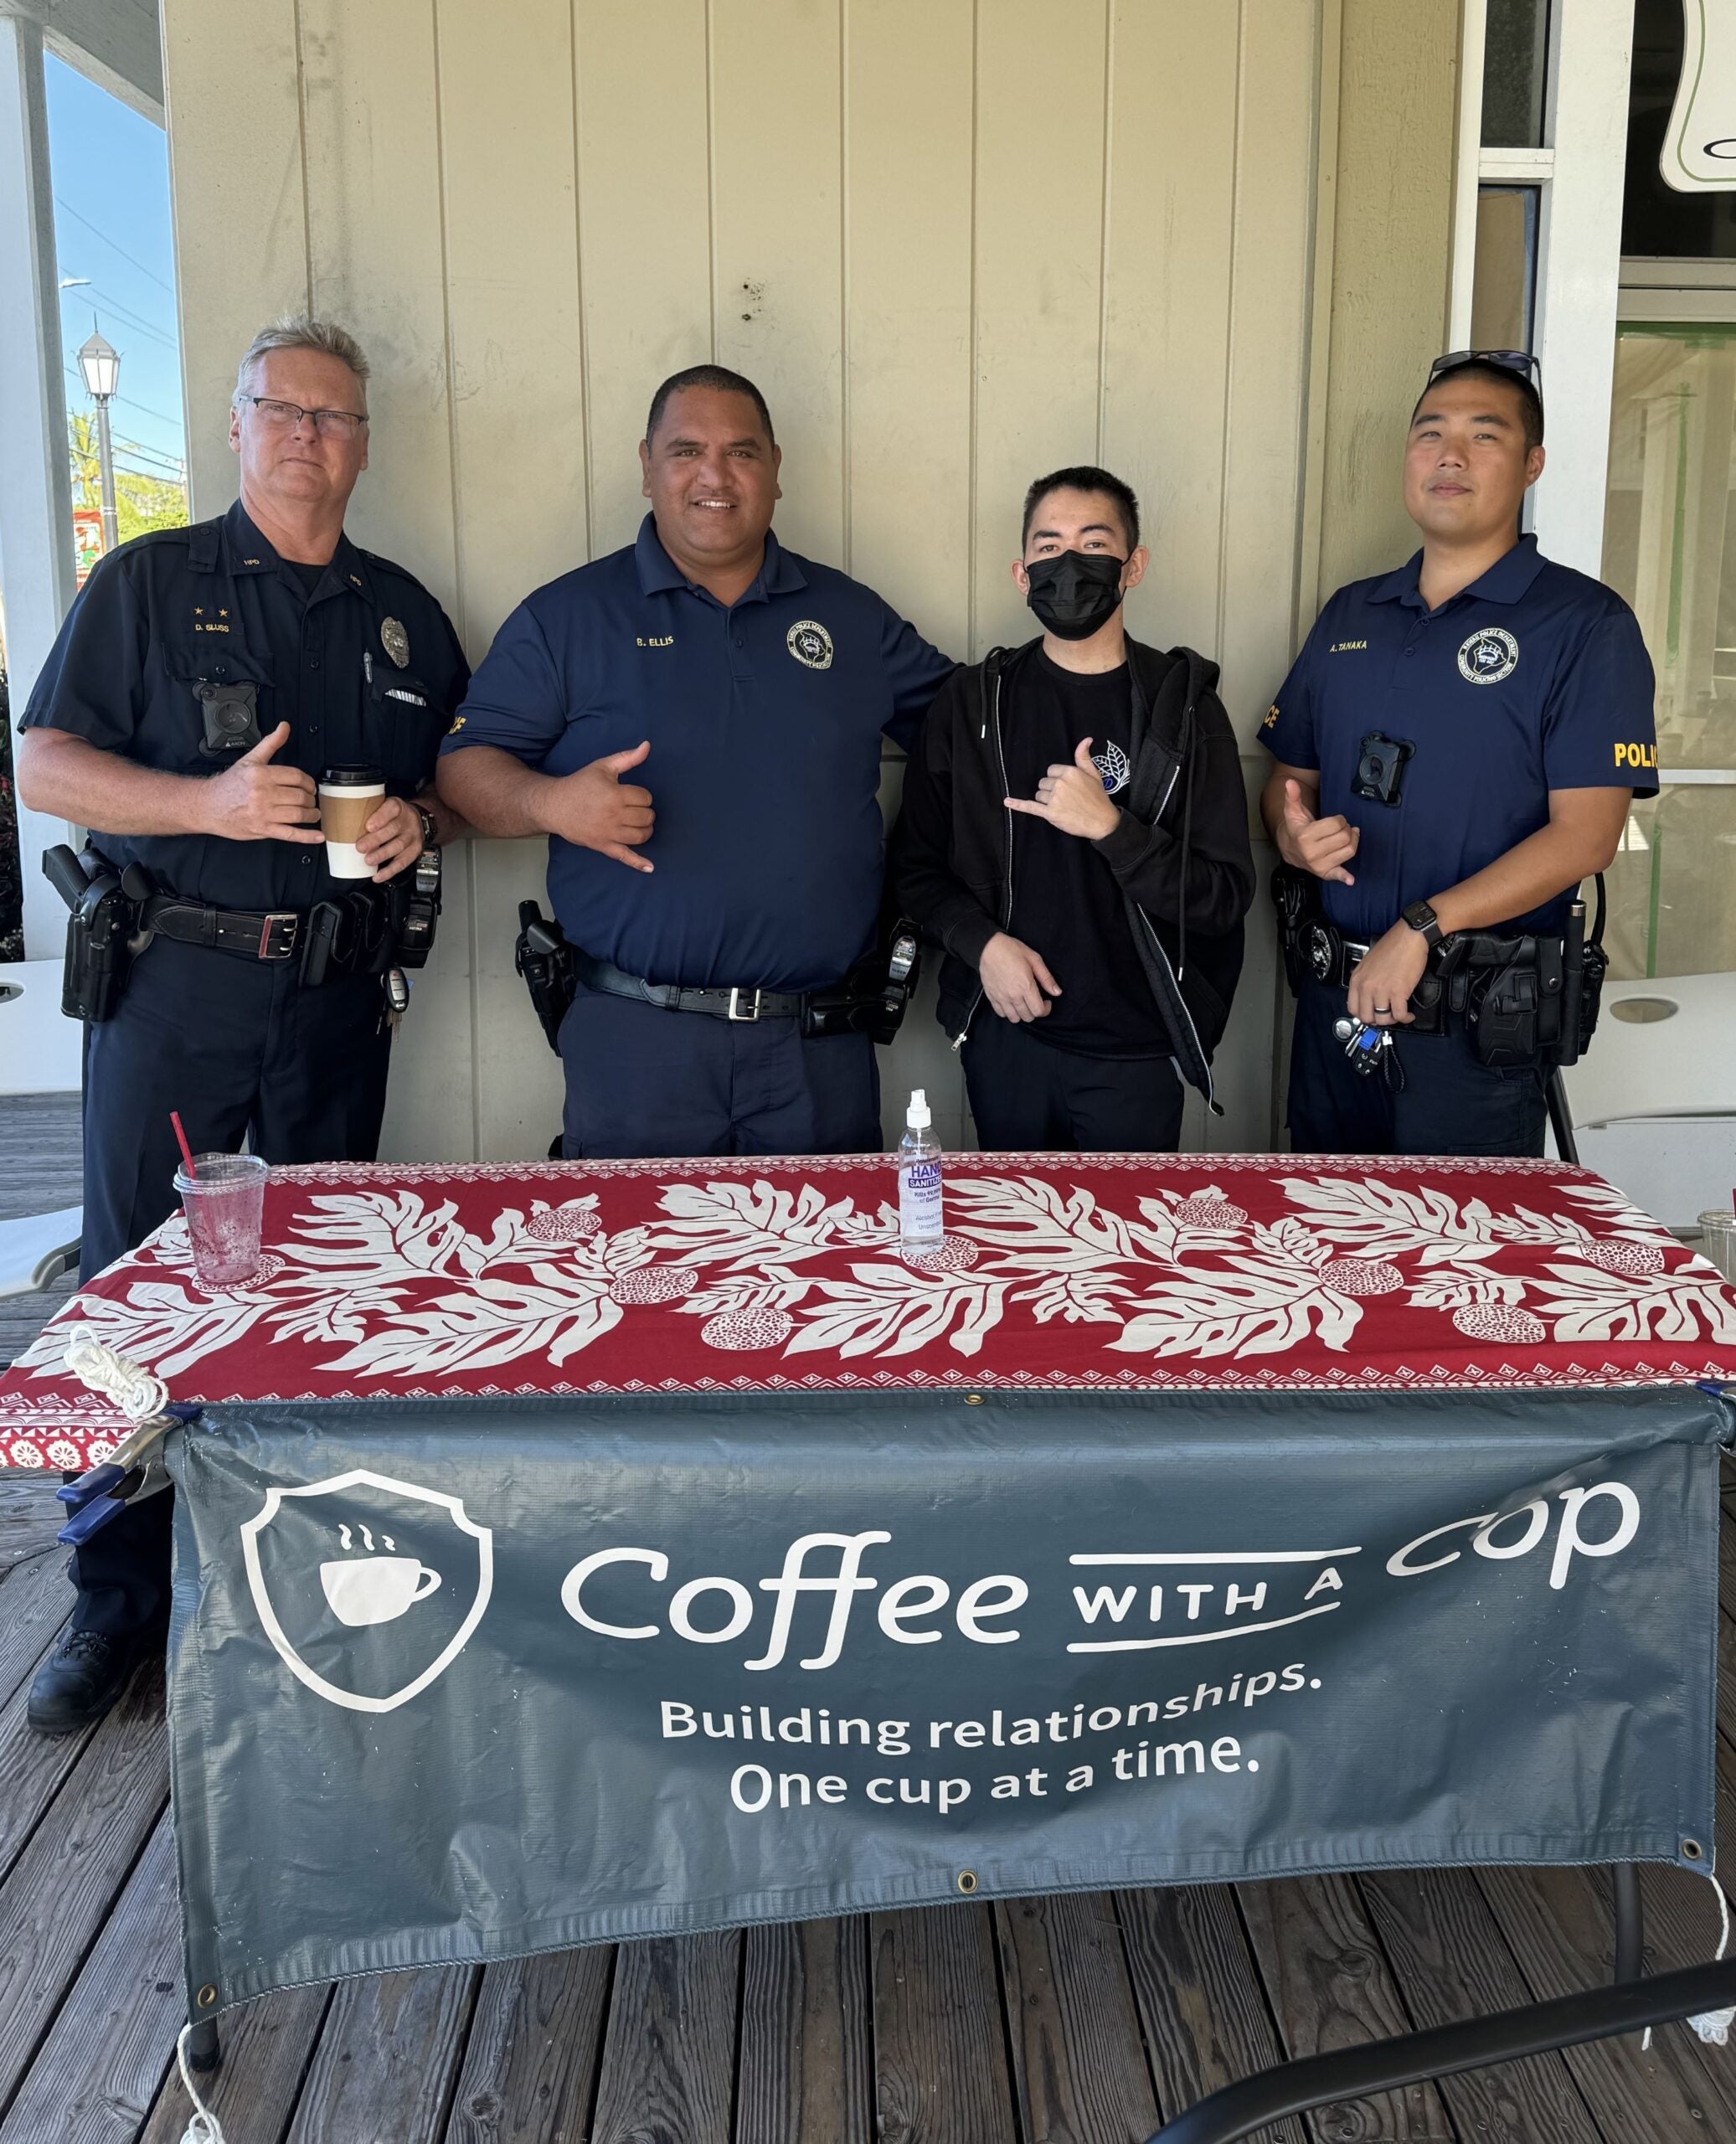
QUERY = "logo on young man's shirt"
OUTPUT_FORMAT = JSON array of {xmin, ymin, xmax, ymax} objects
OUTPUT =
[
  {"xmin": 786, "ymin": 620, "xmax": 834, "ymax": 671},
  {"xmin": 1090, "ymin": 740, "xmax": 1131, "ymax": 796},
  {"xmin": 1457, "ymin": 626, "xmax": 1519, "ymax": 684}
]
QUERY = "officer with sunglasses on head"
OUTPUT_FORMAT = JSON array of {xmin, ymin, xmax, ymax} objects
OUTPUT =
[{"xmin": 1259, "ymin": 350, "xmax": 1656, "ymax": 1157}]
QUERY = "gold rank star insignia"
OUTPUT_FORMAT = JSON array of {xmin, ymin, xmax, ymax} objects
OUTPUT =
[{"xmin": 381, "ymin": 616, "xmax": 410, "ymax": 668}]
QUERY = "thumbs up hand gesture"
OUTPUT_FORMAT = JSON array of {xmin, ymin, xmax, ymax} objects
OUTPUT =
[
  {"xmin": 548, "ymin": 740, "xmax": 657, "ymax": 874},
  {"xmin": 1277, "ymin": 776, "xmax": 1358, "ymax": 885},
  {"xmin": 1004, "ymin": 736, "xmax": 1120, "ymax": 841}
]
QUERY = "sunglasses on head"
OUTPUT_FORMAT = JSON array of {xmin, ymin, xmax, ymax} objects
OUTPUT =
[{"xmin": 1427, "ymin": 348, "xmax": 1543, "ymax": 394}]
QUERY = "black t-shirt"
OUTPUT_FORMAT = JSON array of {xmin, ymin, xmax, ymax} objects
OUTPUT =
[
  {"xmin": 1004, "ymin": 647, "xmax": 1167, "ymax": 1058},
  {"xmin": 284, "ymin": 556, "xmax": 325, "ymax": 598}
]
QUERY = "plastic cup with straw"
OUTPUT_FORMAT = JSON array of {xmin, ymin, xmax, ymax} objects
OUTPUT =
[{"xmin": 171, "ymin": 1116, "xmax": 268, "ymax": 1288}]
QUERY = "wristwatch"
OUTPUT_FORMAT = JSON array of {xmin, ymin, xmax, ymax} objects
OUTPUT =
[
  {"xmin": 413, "ymin": 801, "xmax": 438, "ymax": 854},
  {"xmin": 1401, "ymin": 898, "xmax": 1443, "ymax": 950}
]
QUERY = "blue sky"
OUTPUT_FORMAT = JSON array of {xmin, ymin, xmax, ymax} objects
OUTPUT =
[{"xmin": 47, "ymin": 55, "xmax": 185, "ymax": 487}]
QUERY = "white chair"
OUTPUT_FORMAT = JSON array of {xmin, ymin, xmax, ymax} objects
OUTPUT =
[
  {"xmin": 1550, "ymin": 972, "xmax": 1736, "ymax": 1232},
  {"xmin": 0, "ymin": 958, "xmax": 83, "ymax": 1293}
]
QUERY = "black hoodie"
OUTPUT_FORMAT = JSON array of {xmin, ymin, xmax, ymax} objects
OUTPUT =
[{"xmin": 889, "ymin": 635, "xmax": 1254, "ymax": 1108}]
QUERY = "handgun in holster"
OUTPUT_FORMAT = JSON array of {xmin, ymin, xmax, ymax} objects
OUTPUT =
[
  {"xmin": 515, "ymin": 901, "xmax": 576, "ymax": 1052},
  {"xmin": 43, "ymin": 845, "xmax": 147, "ymax": 1023},
  {"xmin": 803, "ymin": 917, "xmax": 924, "ymax": 1044}
]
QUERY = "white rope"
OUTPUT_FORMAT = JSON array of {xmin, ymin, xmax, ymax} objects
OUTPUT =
[
  {"xmin": 63, "ymin": 1327, "xmax": 168, "ymax": 1425},
  {"xmin": 174, "ymin": 2024, "xmax": 229, "ymax": 2143},
  {"xmin": 1688, "ymin": 1865, "xmax": 1734, "ymax": 2047},
  {"xmin": 1641, "ymin": 1865, "xmax": 1733, "ymax": 2051}
]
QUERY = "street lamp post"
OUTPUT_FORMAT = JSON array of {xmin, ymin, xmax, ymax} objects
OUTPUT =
[{"xmin": 75, "ymin": 330, "xmax": 121, "ymax": 556}]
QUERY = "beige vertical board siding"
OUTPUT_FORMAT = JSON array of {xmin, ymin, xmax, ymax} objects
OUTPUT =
[
  {"xmin": 1100, "ymin": 0, "xmax": 1239, "ymax": 659},
  {"xmin": 847, "ymin": 0, "xmax": 976, "ymax": 1141},
  {"xmin": 296, "ymin": 0, "xmax": 458, "ymax": 595},
  {"xmin": 574, "ymin": 0, "xmax": 712, "ymax": 552},
  {"xmin": 435, "ymin": 0, "xmax": 585, "ymax": 1158},
  {"xmin": 378, "ymin": 838, "xmax": 481, "ymax": 1162},
  {"xmin": 161, "ymin": 0, "xmax": 309, "ymax": 513},
  {"xmin": 296, "ymin": 0, "xmax": 472, "ymax": 1153},
  {"xmin": 1314, "ymin": 0, "xmax": 1458, "ymax": 604},
  {"xmin": 1212, "ymin": 0, "xmax": 1323, "ymax": 1152},
  {"xmin": 158, "ymin": 0, "xmax": 1467, "ymax": 1161},
  {"xmin": 842, "ymin": 0, "xmax": 974, "ymax": 654},
  {"xmin": 709, "ymin": 0, "xmax": 845, "ymax": 564},
  {"xmin": 971, "ymin": 0, "xmax": 1109, "ymax": 656}
]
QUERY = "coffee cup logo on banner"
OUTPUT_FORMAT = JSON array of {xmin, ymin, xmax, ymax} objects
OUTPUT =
[{"xmin": 242, "ymin": 1470, "xmax": 492, "ymax": 1714}]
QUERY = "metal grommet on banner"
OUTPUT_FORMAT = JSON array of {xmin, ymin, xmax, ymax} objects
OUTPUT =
[
  {"xmin": 196, "ymin": 1983, "xmax": 219, "ymax": 2007},
  {"xmin": 1684, "ymin": 1838, "xmax": 1706, "ymax": 1862},
  {"xmin": 956, "ymin": 1869, "xmax": 978, "ymax": 1894},
  {"xmin": 964, "ymin": 1394, "xmax": 984, "ymax": 1406}
]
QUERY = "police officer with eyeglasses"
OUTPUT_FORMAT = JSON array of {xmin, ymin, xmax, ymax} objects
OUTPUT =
[
  {"xmin": 16, "ymin": 315, "xmax": 470, "ymax": 1734},
  {"xmin": 1260, "ymin": 350, "xmax": 1657, "ymax": 1157}
]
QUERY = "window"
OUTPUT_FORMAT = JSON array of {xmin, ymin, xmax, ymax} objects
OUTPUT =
[
  {"xmin": 1624, "ymin": 0, "xmax": 1736, "ymax": 260},
  {"xmin": 1601, "ymin": 320, "xmax": 1736, "ymax": 976},
  {"xmin": 1481, "ymin": 0, "xmax": 1551, "ymax": 149},
  {"xmin": 1470, "ymin": 186, "xmax": 1540, "ymax": 350}
]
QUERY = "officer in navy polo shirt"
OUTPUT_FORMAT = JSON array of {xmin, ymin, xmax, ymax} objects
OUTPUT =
[
  {"xmin": 1260, "ymin": 353, "xmax": 1656, "ymax": 1156},
  {"xmin": 437, "ymin": 363, "xmax": 953, "ymax": 1157}
]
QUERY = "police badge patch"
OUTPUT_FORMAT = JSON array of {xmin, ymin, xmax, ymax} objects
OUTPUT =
[
  {"xmin": 786, "ymin": 620, "xmax": 834, "ymax": 671},
  {"xmin": 1457, "ymin": 626, "xmax": 1518, "ymax": 684},
  {"xmin": 381, "ymin": 617, "xmax": 411, "ymax": 669}
]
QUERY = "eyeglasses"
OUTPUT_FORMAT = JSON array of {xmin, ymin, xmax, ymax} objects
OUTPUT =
[
  {"xmin": 236, "ymin": 394, "xmax": 369, "ymax": 438},
  {"xmin": 1427, "ymin": 348, "xmax": 1543, "ymax": 393}
]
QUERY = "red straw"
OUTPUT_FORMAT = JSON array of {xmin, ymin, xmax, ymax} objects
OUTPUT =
[{"xmin": 170, "ymin": 1112, "xmax": 198, "ymax": 1180}]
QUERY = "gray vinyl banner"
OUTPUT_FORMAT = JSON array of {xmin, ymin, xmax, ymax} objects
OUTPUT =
[{"xmin": 167, "ymin": 1388, "xmax": 1729, "ymax": 2013}]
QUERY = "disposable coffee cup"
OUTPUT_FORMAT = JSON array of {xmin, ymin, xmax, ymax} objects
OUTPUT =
[{"xmin": 319, "ymin": 765, "xmax": 385, "ymax": 879}]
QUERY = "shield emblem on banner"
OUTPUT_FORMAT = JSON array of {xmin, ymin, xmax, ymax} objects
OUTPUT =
[{"xmin": 240, "ymin": 1470, "xmax": 493, "ymax": 1714}]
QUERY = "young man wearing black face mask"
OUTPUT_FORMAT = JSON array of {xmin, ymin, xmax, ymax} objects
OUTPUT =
[{"xmin": 891, "ymin": 466, "xmax": 1254, "ymax": 1148}]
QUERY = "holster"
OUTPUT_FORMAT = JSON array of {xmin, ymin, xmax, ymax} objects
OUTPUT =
[
  {"xmin": 44, "ymin": 845, "xmax": 142, "ymax": 1023},
  {"xmin": 802, "ymin": 920, "xmax": 922, "ymax": 1044},
  {"xmin": 298, "ymin": 888, "xmax": 393, "ymax": 987},
  {"xmin": 515, "ymin": 901, "xmax": 577, "ymax": 1052}
]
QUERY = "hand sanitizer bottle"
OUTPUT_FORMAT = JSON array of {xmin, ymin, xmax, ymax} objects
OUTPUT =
[{"xmin": 898, "ymin": 1088, "xmax": 944, "ymax": 1249}]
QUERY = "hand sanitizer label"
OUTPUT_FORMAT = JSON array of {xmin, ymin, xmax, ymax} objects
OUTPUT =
[{"xmin": 899, "ymin": 1159, "xmax": 943, "ymax": 1240}]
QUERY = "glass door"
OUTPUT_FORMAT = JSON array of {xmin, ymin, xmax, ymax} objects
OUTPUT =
[{"xmin": 1601, "ymin": 317, "xmax": 1736, "ymax": 977}]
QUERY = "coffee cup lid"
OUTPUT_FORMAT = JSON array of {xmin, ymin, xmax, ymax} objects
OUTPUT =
[{"xmin": 320, "ymin": 765, "xmax": 384, "ymax": 786}]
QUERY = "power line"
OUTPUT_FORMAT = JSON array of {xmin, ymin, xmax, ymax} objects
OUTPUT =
[
  {"xmin": 62, "ymin": 366, "xmax": 187, "ymax": 441},
  {"xmin": 54, "ymin": 196, "xmax": 177, "ymax": 296},
  {"xmin": 62, "ymin": 279, "xmax": 178, "ymax": 353},
  {"xmin": 116, "ymin": 439, "xmax": 188, "ymax": 477}
]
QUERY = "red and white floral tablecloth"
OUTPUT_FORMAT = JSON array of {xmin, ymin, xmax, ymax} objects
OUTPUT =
[{"xmin": 4, "ymin": 1152, "xmax": 1734, "ymax": 1471}]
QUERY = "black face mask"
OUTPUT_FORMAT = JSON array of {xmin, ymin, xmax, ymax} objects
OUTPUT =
[{"xmin": 1023, "ymin": 549, "xmax": 1126, "ymax": 641}]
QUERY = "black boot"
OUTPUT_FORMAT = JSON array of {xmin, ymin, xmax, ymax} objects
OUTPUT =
[{"xmin": 27, "ymin": 1628, "xmax": 149, "ymax": 1735}]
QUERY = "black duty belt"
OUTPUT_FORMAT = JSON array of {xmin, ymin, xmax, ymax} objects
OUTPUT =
[
  {"xmin": 142, "ymin": 898, "xmax": 304, "ymax": 963},
  {"xmin": 573, "ymin": 951, "xmax": 808, "ymax": 1023}
]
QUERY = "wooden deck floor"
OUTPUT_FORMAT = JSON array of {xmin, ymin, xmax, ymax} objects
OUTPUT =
[{"xmin": 0, "ymin": 1466, "xmax": 1730, "ymax": 2143}]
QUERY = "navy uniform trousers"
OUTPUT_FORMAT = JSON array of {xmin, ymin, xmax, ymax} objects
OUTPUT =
[
  {"xmin": 1287, "ymin": 976, "xmax": 1548, "ymax": 1157},
  {"xmin": 557, "ymin": 985, "xmax": 880, "ymax": 1158},
  {"xmin": 70, "ymin": 936, "xmax": 391, "ymax": 1637}
]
